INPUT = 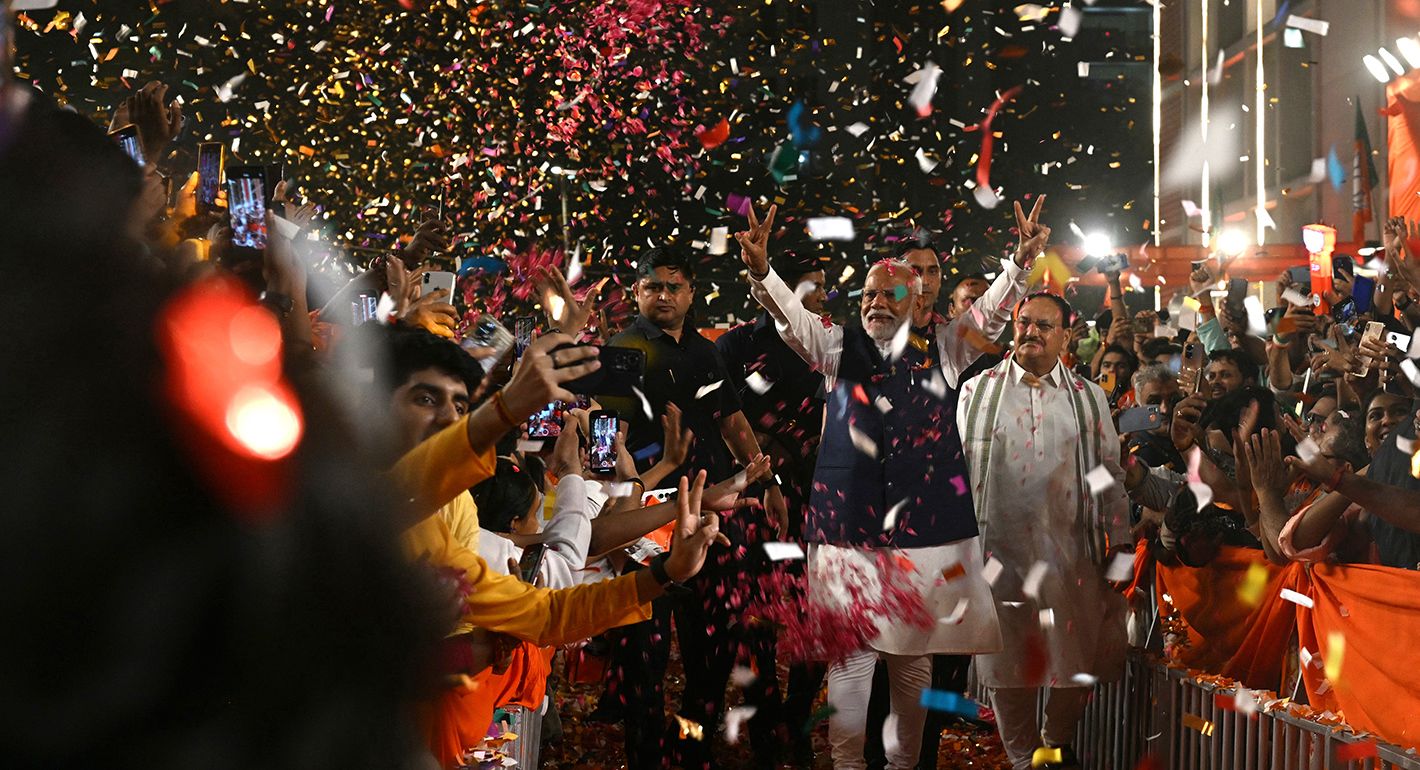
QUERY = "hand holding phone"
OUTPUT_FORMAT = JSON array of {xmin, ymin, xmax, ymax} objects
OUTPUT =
[
  {"xmin": 1178, "ymin": 342, "xmax": 1206, "ymax": 394},
  {"xmin": 1118, "ymin": 405, "xmax": 1164, "ymax": 434},
  {"xmin": 588, "ymin": 410, "xmax": 619, "ymax": 476},
  {"xmin": 421, "ymin": 270, "xmax": 456, "ymax": 300},
  {"xmin": 225, "ymin": 165, "xmax": 268, "ymax": 250},
  {"xmin": 517, "ymin": 543, "xmax": 547, "ymax": 584},
  {"xmin": 196, "ymin": 142, "xmax": 224, "ymax": 211}
]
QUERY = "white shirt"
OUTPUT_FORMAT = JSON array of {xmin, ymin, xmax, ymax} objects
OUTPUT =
[
  {"xmin": 476, "ymin": 475, "xmax": 605, "ymax": 589},
  {"xmin": 957, "ymin": 358, "xmax": 1131, "ymax": 687},
  {"xmin": 749, "ymin": 257, "xmax": 1028, "ymax": 389}
]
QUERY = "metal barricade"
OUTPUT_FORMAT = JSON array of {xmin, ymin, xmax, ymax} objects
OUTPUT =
[
  {"xmin": 1068, "ymin": 651, "xmax": 1420, "ymax": 770},
  {"xmin": 491, "ymin": 703, "xmax": 542, "ymax": 768}
]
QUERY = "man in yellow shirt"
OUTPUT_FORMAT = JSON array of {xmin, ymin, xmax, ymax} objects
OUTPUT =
[{"xmin": 379, "ymin": 327, "xmax": 723, "ymax": 647}]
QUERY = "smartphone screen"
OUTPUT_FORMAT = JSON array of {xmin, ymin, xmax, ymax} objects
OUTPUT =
[
  {"xmin": 517, "ymin": 543, "xmax": 546, "ymax": 584},
  {"xmin": 526, "ymin": 400, "xmax": 565, "ymax": 439},
  {"xmin": 1286, "ymin": 265, "xmax": 1311, "ymax": 287},
  {"xmin": 197, "ymin": 142, "xmax": 223, "ymax": 210},
  {"xmin": 225, "ymin": 165, "xmax": 268, "ymax": 250},
  {"xmin": 112, "ymin": 125, "xmax": 145, "ymax": 167},
  {"xmin": 351, "ymin": 289, "xmax": 380, "ymax": 325},
  {"xmin": 589, "ymin": 410, "xmax": 618, "ymax": 475},
  {"xmin": 514, "ymin": 316, "xmax": 536, "ymax": 358}
]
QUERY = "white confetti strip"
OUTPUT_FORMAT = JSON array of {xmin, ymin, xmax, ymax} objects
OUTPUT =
[
  {"xmin": 1280, "ymin": 588, "xmax": 1314, "ymax": 608},
  {"xmin": 723, "ymin": 706, "xmax": 757, "ymax": 745},
  {"xmin": 762, "ymin": 542, "xmax": 806, "ymax": 561},
  {"xmin": 848, "ymin": 424, "xmax": 879, "ymax": 459},
  {"xmin": 1285, "ymin": 15, "xmax": 1329, "ymax": 36},
  {"xmin": 883, "ymin": 499, "xmax": 908, "ymax": 531},
  {"xmin": 983, "ymin": 556, "xmax": 1004, "ymax": 587},
  {"xmin": 1085, "ymin": 465, "xmax": 1116, "ymax": 494},
  {"xmin": 1023, "ymin": 561, "xmax": 1048, "ymax": 599},
  {"xmin": 695, "ymin": 380, "xmax": 723, "ymax": 400},
  {"xmin": 1105, "ymin": 551, "xmax": 1135, "ymax": 583},
  {"xmin": 745, "ymin": 372, "xmax": 772, "ymax": 395},
  {"xmin": 807, "ymin": 216, "xmax": 855, "ymax": 242},
  {"xmin": 940, "ymin": 598, "xmax": 969, "ymax": 625}
]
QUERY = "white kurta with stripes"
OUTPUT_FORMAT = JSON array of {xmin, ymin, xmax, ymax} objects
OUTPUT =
[{"xmin": 957, "ymin": 358, "xmax": 1130, "ymax": 689}]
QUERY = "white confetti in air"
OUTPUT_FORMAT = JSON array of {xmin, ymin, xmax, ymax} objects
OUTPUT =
[
  {"xmin": 724, "ymin": 706, "xmax": 758, "ymax": 745},
  {"xmin": 1401, "ymin": 359, "xmax": 1420, "ymax": 387},
  {"xmin": 1071, "ymin": 673, "xmax": 1099, "ymax": 687},
  {"xmin": 922, "ymin": 370, "xmax": 948, "ymax": 399},
  {"xmin": 875, "ymin": 396, "xmax": 893, "ymax": 414},
  {"xmin": 916, "ymin": 148, "xmax": 938, "ymax": 173},
  {"xmin": 375, "ymin": 292, "xmax": 397, "ymax": 324},
  {"xmin": 972, "ymin": 186, "xmax": 1000, "ymax": 210},
  {"xmin": 847, "ymin": 122, "xmax": 870, "ymax": 137},
  {"xmin": 1023, "ymin": 561, "xmax": 1048, "ymax": 599},
  {"xmin": 1038, "ymin": 609, "xmax": 1055, "ymax": 628},
  {"xmin": 606, "ymin": 481, "xmax": 635, "ymax": 498},
  {"xmin": 940, "ymin": 598, "xmax": 969, "ymax": 625},
  {"xmin": 1296, "ymin": 437, "xmax": 1321, "ymax": 464},
  {"xmin": 516, "ymin": 440, "xmax": 545, "ymax": 453},
  {"xmin": 730, "ymin": 666, "xmax": 757, "ymax": 688},
  {"xmin": 546, "ymin": 295, "xmax": 566, "ymax": 323},
  {"xmin": 807, "ymin": 216, "xmax": 856, "ymax": 242},
  {"xmin": 566, "ymin": 245, "xmax": 584, "ymax": 285},
  {"xmin": 983, "ymin": 556, "xmax": 1004, "ymax": 586},
  {"xmin": 906, "ymin": 61, "xmax": 942, "ymax": 116},
  {"xmin": 632, "ymin": 386, "xmax": 653, "ymax": 421},
  {"xmin": 1285, "ymin": 14, "xmax": 1329, "ymax": 36},
  {"xmin": 709, "ymin": 227, "xmax": 729, "ymax": 256},
  {"xmin": 1234, "ymin": 688, "xmax": 1259, "ymax": 715},
  {"xmin": 889, "ymin": 318, "xmax": 912, "ymax": 361},
  {"xmin": 763, "ymin": 542, "xmax": 806, "ymax": 561},
  {"xmin": 745, "ymin": 372, "xmax": 773, "ymax": 395},
  {"xmin": 1058, "ymin": 5, "xmax": 1083, "ymax": 37},
  {"xmin": 215, "ymin": 72, "xmax": 247, "ymax": 103},
  {"xmin": 1105, "ymin": 551, "xmax": 1134, "ymax": 583},
  {"xmin": 1188, "ymin": 480, "xmax": 1214, "ymax": 510},
  {"xmin": 1085, "ymin": 465, "xmax": 1116, "ymax": 494},
  {"xmin": 883, "ymin": 499, "xmax": 908, "ymax": 531},
  {"xmin": 1014, "ymin": 3, "xmax": 1050, "ymax": 22},
  {"xmin": 1244, "ymin": 295, "xmax": 1268, "ymax": 336},
  {"xmin": 849, "ymin": 424, "xmax": 879, "ymax": 459},
  {"xmin": 1299, "ymin": 646, "xmax": 1318, "ymax": 669},
  {"xmin": 794, "ymin": 279, "xmax": 820, "ymax": 300},
  {"xmin": 696, "ymin": 380, "xmax": 723, "ymax": 400},
  {"xmin": 1280, "ymin": 588, "xmax": 1315, "ymax": 608}
]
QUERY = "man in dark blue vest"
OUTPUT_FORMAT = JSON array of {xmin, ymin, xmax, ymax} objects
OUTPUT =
[{"xmin": 734, "ymin": 198, "xmax": 1051, "ymax": 770}]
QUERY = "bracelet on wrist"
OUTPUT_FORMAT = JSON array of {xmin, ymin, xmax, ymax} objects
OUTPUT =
[{"xmin": 490, "ymin": 390, "xmax": 518, "ymax": 429}]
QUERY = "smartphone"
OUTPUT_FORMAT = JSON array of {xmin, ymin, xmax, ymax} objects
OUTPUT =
[
  {"xmin": 526, "ymin": 400, "xmax": 566, "ymax": 439},
  {"xmin": 351, "ymin": 289, "xmax": 380, "ymax": 325},
  {"xmin": 1352, "ymin": 275, "xmax": 1375, "ymax": 313},
  {"xmin": 421, "ymin": 270, "xmax": 456, "ymax": 300},
  {"xmin": 1356, "ymin": 321, "xmax": 1386, "ymax": 378},
  {"xmin": 517, "ymin": 543, "xmax": 546, "ymax": 584},
  {"xmin": 1118, "ymin": 405, "xmax": 1164, "ymax": 434},
  {"xmin": 1226, "ymin": 277, "xmax": 1248, "ymax": 310},
  {"xmin": 1286, "ymin": 265, "xmax": 1312, "ymax": 287},
  {"xmin": 196, "ymin": 142, "xmax": 224, "ymax": 211},
  {"xmin": 1096, "ymin": 252, "xmax": 1129, "ymax": 274},
  {"xmin": 514, "ymin": 315, "xmax": 536, "ymax": 359},
  {"xmin": 553, "ymin": 344, "xmax": 647, "ymax": 398},
  {"xmin": 110, "ymin": 124, "xmax": 145, "ymax": 166},
  {"xmin": 588, "ymin": 410, "xmax": 619, "ymax": 476},
  {"xmin": 225, "ymin": 165, "xmax": 268, "ymax": 250},
  {"xmin": 1179, "ymin": 342, "xmax": 1205, "ymax": 394},
  {"xmin": 1387, "ymin": 331, "xmax": 1414, "ymax": 356}
]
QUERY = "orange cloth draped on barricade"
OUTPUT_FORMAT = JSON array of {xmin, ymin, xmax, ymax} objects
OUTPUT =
[
  {"xmin": 1149, "ymin": 546, "xmax": 1420, "ymax": 749},
  {"xmin": 422, "ymin": 641, "xmax": 555, "ymax": 768}
]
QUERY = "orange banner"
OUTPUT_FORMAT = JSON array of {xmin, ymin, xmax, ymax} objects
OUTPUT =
[{"xmin": 1154, "ymin": 547, "xmax": 1420, "ymax": 749}]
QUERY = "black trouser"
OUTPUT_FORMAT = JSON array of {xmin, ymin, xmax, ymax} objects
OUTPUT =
[
  {"xmin": 864, "ymin": 654, "xmax": 972, "ymax": 770},
  {"xmin": 673, "ymin": 504, "xmax": 783, "ymax": 769},
  {"xmin": 604, "ymin": 590, "xmax": 674, "ymax": 769}
]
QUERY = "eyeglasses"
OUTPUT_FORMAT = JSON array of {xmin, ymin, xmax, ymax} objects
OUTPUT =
[
  {"xmin": 1015, "ymin": 317, "xmax": 1059, "ymax": 332},
  {"xmin": 639, "ymin": 281, "xmax": 687, "ymax": 296},
  {"xmin": 862, "ymin": 288, "xmax": 910, "ymax": 303}
]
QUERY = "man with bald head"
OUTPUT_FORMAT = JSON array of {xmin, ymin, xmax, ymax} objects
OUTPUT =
[
  {"xmin": 735, "ymin": 197, "xmax": 1050, "ymax": 770},
  {"xmin": 958, "ymin": 292, "xmax": 1131, "ymax": 770}
]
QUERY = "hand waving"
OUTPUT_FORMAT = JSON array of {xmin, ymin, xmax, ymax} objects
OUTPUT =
[
  {"xmin": 733, "ymin": 203, "xmax": 777, "ymax": 277},
  {"xmin": 1013, "ymin": 195, "xmax": 1049, "ymax": 268},
  {"xmin": 662, "ymin": 471, "xmax": 731, "ymax": 583}
]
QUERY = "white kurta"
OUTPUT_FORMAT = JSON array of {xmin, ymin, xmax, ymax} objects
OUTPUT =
[
  {"xmin": 749, "ymin": 258, "xmax": 1029, "ymax": 655},
  {"xmin": 957, "ymin": 358, "xmax": 1130, "ymax": 688}
]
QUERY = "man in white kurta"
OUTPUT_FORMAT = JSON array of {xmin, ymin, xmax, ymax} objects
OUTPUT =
[
  {"xmin": 957, "ymin": 292, "xmax": 1131, "ymax": 770},
  {"xmin": 734, "ymin": 198, "xmax": 1051, "ymax": 769}
]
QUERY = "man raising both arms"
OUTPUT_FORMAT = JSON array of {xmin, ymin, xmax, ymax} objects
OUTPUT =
[{"xmin": 737, "ymin": 197, "xmax": 1051, "ymax": 770}]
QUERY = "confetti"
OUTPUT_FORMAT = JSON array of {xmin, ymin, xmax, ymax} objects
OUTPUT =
[
  {"xmin": 1022, "ymin": 561, "xmax": 1048, "ymax": 599},
  {"xmin": 1182, "ymin": 713, "xmax": 1215, "ymax": 737},
  {"xmin": 848, "ymin": 423, "xmax": 879, "ymax": 459},
  {"xmin": 1031, "ymin": 747, "xmax": 1063, "ymax": 767},
  {"xmin": 806, "ymin": 217, "xmax": 856, "ymax": 242},
  {"xmin": 1285, "ymin": 15, "xmax": 1330, "ymax": 36},
  {"xmin": 723, "ymin": 706, "xmax": 757, "ymax": 745},
  {"xmin": 1237, "ymin": 562, "xmax": 1269, "ymax": 607},
  {"xmin": 695, "ymin": 380, "xmax": 723, "ymax": 399},
  {"xmin": 1280, "ymin": 588, "xmax": 1314, "ymax": 609},
  {"xmin": 983, "ymin": 556, "xmax": 1004, "ymax": 586},
  {"xmin": 1105, "ymin": 551, "xmax": 1134, "ymax": 583},
  {"xmin": 939, "ymin": 598, "xmax": 969, "ymax": 624},
  {"xmin": 919, "ymin": 688, "xmax": 981, "ymax": 717},
  {"xmin": 1085, "ymin": 464, "xmax": 1116, "ymax": 494},
  {"xmin": 1325, "ymin": 631, "xmax": 1345, "ymax": 681},
  {"xmin": 674, "ymin": 715, "xmax": 704, "ymax": 741},
  {"xmin": 762, "ymin": 541, "xmax": 806, "ymax": 561}
]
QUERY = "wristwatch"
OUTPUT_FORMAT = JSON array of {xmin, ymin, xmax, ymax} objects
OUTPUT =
[
  {"xmin": 648, "ymin": 553, "xmax": 691, "ymax": 597},
  {"xmin": 259, "ymin": 290, "xmax": 295, "ymax": 319}
]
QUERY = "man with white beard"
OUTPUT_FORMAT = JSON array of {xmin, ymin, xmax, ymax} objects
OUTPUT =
[{"xmin": 734, "ymin": 198, "xmax": 1051, "ymax": 770}]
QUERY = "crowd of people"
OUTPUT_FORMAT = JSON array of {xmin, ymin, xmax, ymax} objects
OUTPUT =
[{"xmin": 4, "ymin": 50, "xmax": 1420, "ymax": 770}]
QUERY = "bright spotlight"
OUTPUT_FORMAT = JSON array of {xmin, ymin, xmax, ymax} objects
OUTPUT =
[
  {"xmin": 1364, "ymin": 54, "xmax": 1392, "ymax": 83},
  {"xmin": 1379, "ymin": 47, "xmax": 1407, "ymax": 76},
  {"xmin": 1397, "ymin": 37, "xmax": 1420, "ymax": 69},
  {"xmin": 1216, "ymin": 229, "xmax": 1249, "ymax": 257},
  {"xmin": 1083, "ymin": 232, "xmax": 1114, "ymax": 258}
]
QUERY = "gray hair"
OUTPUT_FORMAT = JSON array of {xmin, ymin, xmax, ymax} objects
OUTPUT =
[
  {"xmin": 867, "ymin": 258, "xmax": 923, "ymax": 295},
  {"xmin": 1132, "ymin": 363, "xmax": 1176, "ymax": 395}
]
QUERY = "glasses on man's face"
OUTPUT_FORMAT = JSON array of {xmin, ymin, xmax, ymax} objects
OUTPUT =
[
  {"xmin": 1015, "ymin": 316, "xmax": 1058, "ymax": 333},
  {"xmin": 639, "ymin": 281, "xmax": 687, "ymax": 296},
  {"xmin": 861, "ymin": 288, "xmax": 908, "ymax": 304}
]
